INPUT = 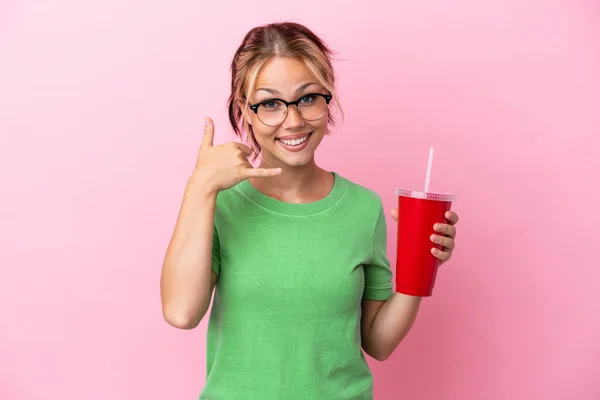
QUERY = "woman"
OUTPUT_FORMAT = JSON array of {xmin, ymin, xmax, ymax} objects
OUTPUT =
[{"xmin": 160, "ymin": 22, "xmax": 459, "ymax": 400}]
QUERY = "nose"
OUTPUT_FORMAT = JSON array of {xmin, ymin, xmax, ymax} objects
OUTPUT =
[{"xmin": 282, "ymin": 105, "xmax": 305, "ymax": 129}]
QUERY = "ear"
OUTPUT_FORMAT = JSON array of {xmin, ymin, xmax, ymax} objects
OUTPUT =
[{"xmin": 240, "ymin": 100, "xmax": 252, "ymax": 126}]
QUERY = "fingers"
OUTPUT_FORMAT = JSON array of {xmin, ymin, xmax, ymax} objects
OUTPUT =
[
  {"xmin": 434, "ymin": 223, "xmax": 456, "ymax": 238},
  {"xmin": 390, "ymin": 208, "xmax": 399, "ymax": 221},
  {"xmin": 431, "ymin": 248, "xmax": 452, "ymax": 262},
  {"xmin": 430, "ymin": 234, "xmax": 455, "ymax": 250},
  {"xmin": 200, "ymin": 117, "xmax": 215, "ymax": 149},
  {"xmin": 233, "ymin": 142, "xmax": 253, "ymax": 157},
  {"xmin": 432, "ymin": 219, "xmax": 456, "ymax": 264},
  {"xmin": 445, "ymin": 210, "xmax": 459, "ymax": 225},
  {"xmin": 200, "ymin": 119, "xmax": 250, "ymax": 155},
  {"xmin": 243, "ymin": 167, "xmax": 282, "ymax": 179}
]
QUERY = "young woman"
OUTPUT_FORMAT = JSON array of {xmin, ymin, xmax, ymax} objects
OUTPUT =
[{"xmin": 160, "ymin": 22, "xmax": 459, "ymax": 400}]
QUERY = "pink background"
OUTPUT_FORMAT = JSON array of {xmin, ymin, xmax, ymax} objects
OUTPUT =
[{"xmin": 1, "ymin": 1, "xmax": 599, "ymax": 399}]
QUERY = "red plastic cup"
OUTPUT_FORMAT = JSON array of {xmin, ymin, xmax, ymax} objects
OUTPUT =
[{"xmin": 395, "ymin": 189, "xmax": 456, "ymax": 297}]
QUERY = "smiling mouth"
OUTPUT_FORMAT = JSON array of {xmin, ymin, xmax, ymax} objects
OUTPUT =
[{"xmin": 276, "ymin": 133, "xmax": 311, "ymax": 147}]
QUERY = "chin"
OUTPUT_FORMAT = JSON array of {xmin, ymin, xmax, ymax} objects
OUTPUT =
[
  {"xmin": 281, "ymin": 155, "xmax": 314, "ymax": 168},
  {"xmin": 265, "ymin": 150, "xmax": 313, "ymax": 168}
]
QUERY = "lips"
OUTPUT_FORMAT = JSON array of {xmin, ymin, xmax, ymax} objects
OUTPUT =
[
  {"xmin": 276, "ymin": 132, "xmax": 311, "ymax": 140},
  {"xmin": 275, "ymin": 132, "xmax": 312, "ymax": 152},
  {"xmin": 278, "ymin": 135, "xmax": 308, "ymax": 146}
]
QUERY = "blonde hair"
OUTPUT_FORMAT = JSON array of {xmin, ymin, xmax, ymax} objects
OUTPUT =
[{"xmin": 227, "ymin": 22, "xmax": 343, "ymax": 159}]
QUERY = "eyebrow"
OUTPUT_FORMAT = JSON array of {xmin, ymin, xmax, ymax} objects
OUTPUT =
[{"xmin": 255, "ymin": 82, "xmax": 319, "ymax": 96}]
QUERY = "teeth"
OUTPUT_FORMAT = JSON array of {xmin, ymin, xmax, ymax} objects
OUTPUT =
[{"xmin": 280, "ymin": 136, "xmax": 308, "ymax": 146}]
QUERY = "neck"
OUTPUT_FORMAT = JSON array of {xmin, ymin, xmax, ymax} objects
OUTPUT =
[{"xmin": 249, "ymin": 156, "xmax": 331, "ymax": 203}]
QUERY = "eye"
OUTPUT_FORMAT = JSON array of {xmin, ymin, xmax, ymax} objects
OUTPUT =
[
  {"xmin": 261, "ymin": 100, "xmax": 280, "ymax": 109},
  {"xmin": 299, "ymin": 95, "xmax": 316, "ymax": 104}
]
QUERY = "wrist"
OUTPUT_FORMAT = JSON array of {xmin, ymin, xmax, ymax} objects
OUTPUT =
[{"xmin": 187, "ymin": 170, "xmax": 219, "ymax": 199}]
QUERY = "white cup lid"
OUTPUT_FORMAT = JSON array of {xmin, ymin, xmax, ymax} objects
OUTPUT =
[{"xmin": 395, "ymin": 189, "xmax": 456, "ymax": 202}]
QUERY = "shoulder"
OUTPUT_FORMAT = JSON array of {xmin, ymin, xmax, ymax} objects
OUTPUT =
[
  {"xmin": 335, "ymin": 172, "xmax": 384, "ymax": 211},
  {"xmin": 213, "ymin": 183, "xmax": 248, "ymax": 216},
  {"xmin": 334, "ymin": 173, "xmax": 387, "ymax": 237}
]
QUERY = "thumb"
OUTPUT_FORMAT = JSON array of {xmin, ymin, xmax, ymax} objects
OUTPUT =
[{"xmin": 200, "ymin": 117, "xmax": 215, "ymax": 150}]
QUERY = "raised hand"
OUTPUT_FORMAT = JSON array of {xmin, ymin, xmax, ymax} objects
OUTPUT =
[{"xmin": 191, "ymin": 117, "xmax": 282, "ymax": 194}]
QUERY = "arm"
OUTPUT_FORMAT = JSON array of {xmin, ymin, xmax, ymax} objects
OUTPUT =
[
  {"xmin": 160, "ymin": 174, "xmax": 218, "ymax": 330},
  {"xmin": 360, "ymin": 207, "xmax": 459, "ymax": 360},
  {"xmin": 360, "ymin": 203, "xmax": 419, "ymax": 361},
  {"xmin": 159, "ymin": 117, "xmax": 281, "ymax": 330},
  {"xmin": 360, "ymin": 295, "xmax": 422, "ymax": 361}
]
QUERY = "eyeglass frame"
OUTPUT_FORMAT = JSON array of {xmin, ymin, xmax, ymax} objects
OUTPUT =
[{"xmin": 247, "ymin": 93, "xmax": 333, "ymax": 126}]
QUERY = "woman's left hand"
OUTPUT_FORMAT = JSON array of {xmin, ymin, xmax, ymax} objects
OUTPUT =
[{"xmin": 390, "ymin": 209, "xmax": 459, "ymax": 265}]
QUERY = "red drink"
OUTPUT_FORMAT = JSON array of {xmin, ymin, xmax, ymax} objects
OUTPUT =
[{"xmin": 395, "ymin": 189, "xmax": 456, "ymax": 297}]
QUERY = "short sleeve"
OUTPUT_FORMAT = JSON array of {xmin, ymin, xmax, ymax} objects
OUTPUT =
[
  {"xmin": 211, "ymin": 226, "xmax": 221, "ymax": 278},
  {"xmin": 363, "ymin": 205, "xmax": 394, "ymax": 300}
]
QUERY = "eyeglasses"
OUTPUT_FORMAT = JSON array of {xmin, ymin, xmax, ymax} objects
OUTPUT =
[{"xmin": 248, "ymin": 93, "xmax": 332, "ymax": 126}]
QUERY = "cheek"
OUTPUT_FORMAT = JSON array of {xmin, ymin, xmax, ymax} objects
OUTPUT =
[
  {"xmin": 251, "ymin": 123, "xmax": 278, "ymax": 143},
  {"xmin": 311, "ymin": 116, "xmax": 329, "ymax": 133}
]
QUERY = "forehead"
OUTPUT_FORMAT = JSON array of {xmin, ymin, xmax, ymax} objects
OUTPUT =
[{"xmin": 254, "ymin": 57, "xmax": 317, "ymax": 91}]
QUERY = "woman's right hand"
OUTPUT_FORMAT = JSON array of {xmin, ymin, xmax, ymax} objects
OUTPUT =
[{"xmin": 190, "ymin": 117, "xmax": 281, "ymax": 194}]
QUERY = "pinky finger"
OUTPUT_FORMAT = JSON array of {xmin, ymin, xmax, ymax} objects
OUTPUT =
[
  {"xmin": 244, "ymin": 167, "xmax": 282, "ymax": 178},
  {"xmin": 432, "ymin": 248, "xmax": 451, "ymax": 262}
]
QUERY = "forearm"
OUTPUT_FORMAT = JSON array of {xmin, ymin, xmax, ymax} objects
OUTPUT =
[
  {"xmin": 160, "ymin": 174, "xmax": 217, "ymax": 329},
  {"xmin": 362, "ymin": 293, "xmax": 422, "ymax": 360}
]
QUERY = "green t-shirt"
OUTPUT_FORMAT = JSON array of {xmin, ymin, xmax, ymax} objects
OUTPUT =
[{"xmin": 199, "ymin": 172, "xmax": 394, "ymax": 400}]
